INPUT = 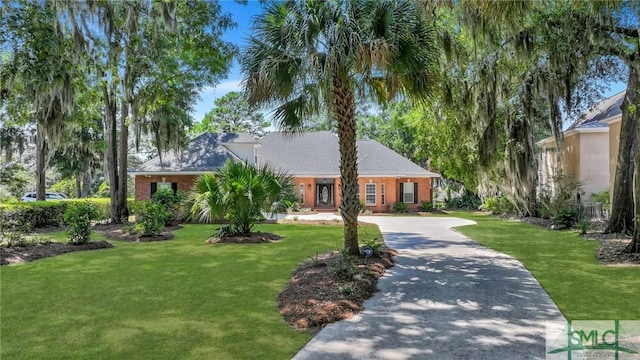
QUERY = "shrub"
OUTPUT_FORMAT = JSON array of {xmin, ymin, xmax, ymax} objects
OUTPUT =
[
  {"xmin": 136, "ymin": 201, "xmax": 168, "ymax": 236},
  {"xmin": 64, "ymin": 201, "xmax": 100, "ymax": 245},
  {"xmin": 392, "ymin": 202, "xmax": 408, "ymax": 213},
  {"xmin": 552, "ymin": 208, "xmax": 581, "ymax": 228},
  {"xmin": 152, "ymin": 188, "xmax": 187, "ymax": 225},
  {"xmin": 417, "ymin": 201, "xmax": 432, "ymax": 212},
  {"xmin": 480, "ymin": 196, "xmax": 516, "ymax": 215},
  {"xmin": 576, "ymin": 219, "xmax": 590, "ymax": 235},
  {"xmin": 445, "ymin": 193, "xmax": 481, "ymax": 210}
]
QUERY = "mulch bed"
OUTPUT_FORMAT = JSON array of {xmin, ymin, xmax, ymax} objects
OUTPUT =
[
  {"xmin": 207, "ymin": 231, "xmax": 282, "ymax": 244},
  {"xmin": 1, "ymin": 241, "xmax": 113, "ymax": 265},
  {"xmin": 94, "ymin": 224, "xmax": 180, "ymax": 242},
  {"xmin": 278, "ymin": 246, "xmax": 396, "ymax": 333}
]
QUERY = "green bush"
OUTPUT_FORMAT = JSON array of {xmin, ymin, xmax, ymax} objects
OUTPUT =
[
  {"xmin": 480, "ymin": 196, "xmax": 516, "ymax": 215},
  {"xmin": 64, "ymin": 202, "xmax": 100, "ymax": 245},
  {"xmin": 446, "ymin": 193, "xmax": 481, "ymax": 210},
  {"xmin": 361, "ymin": 238, "xmax": 383, "ymax": 257},
  {"xmin": 152, "ymin": 188, "xmax": 187, "ymax": 225},
  {"xmin": 591, "ymin": 190, "xmax": 610, "ymax": 206},
  {"xmin": 136, "ymin": 201, "xmax": 168, "ymax": 236},
  {"xmin": 417, "ymin": 201, "xmax": 432, "ymax": 212},
  {"xmin": 392, "ymin": 202, "xmax": 408, "ymax": 213},
  {"xmin": 552, "ymin": 208, "xmax": 581, "ymax": 228}
]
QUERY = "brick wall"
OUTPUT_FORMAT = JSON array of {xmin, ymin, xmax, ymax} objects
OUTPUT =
[{"xmin": 134, "ymin": 175, "xmax": 197, "ymax": 201}]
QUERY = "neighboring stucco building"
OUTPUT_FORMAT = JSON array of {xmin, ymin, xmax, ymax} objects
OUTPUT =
[
  {"xmin": 129, "ymin": 131, "xmax": 440, "ymax": 212},
  {"xmin": 537, "ymin": 91, "xmax": 624, "ymax": 200}
]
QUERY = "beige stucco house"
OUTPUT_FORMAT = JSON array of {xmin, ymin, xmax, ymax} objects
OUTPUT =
[{"xmin": 537, "ymin": 91, "xmax": 624, "ymax": 200}]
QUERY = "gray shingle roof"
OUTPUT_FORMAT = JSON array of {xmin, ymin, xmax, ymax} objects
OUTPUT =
[
  {"xmin": 567, "ymin": 91, "xmax": 625, "ymax": 130},
  {"xmin": 130, "ymin": 132, "xmax": 253, "ymax": 173},
  {"xmin": 258, "ymin": 131, "xmax": 439, "ymax": 177}
]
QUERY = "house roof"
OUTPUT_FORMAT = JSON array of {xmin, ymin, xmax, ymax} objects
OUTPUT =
[
  {"xmin": 129, "ymin": 132, "xmax": 253, "ymax": 174},
  {"xmin": 537, "ymin": 91, "xmax": 624, "ymax": 146},
  {"xmin": 258, "ymin": 131, "xmax": 440, "ymax": 177},
  {"xmin": 567, "ymin": 91, "xmax": 625, "ymax": 130}
]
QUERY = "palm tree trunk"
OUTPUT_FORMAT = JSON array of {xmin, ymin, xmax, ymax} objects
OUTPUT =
[
  {"xmin": 333, "ymin": 77, "xmax": 360, "ymax": 256},
  {"xmin": 606, "ymin": 64, "xmax": 637, "ymax": 234}
]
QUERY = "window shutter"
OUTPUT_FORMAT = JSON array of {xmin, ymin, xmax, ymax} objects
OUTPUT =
[
  {"xmin": 399, "ymin": 183, "xmax": 404, "ymax": 203},
  {"xmin": 414, "ymin": 183, "xmax": 418, "ymax": 204},
  {"xmin": 151, "ymin": 182, "xmax": 157, "ymax": 197},
  {"xmin": 171, "ymin": 182, "xmax": 178, "ymax": 194}
]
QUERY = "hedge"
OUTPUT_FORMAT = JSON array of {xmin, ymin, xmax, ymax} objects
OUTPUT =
[{"xmin": 0, "ymin": 198, "xmax": 136, "ymax": 231}]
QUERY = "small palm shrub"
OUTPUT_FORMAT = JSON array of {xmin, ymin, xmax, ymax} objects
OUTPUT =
[
  {"xmin": 136, "ymin": 201, "xmax": 168, "ymax": 236},
  {"xmin": 552, "ymin": 208, "xmax": 581, "ymax": 228},
  {"xmin": 480, "ymin": 196, "xmax": 516, "ymax": 215},
  {"xmin": 190, "ymin": 161, "xmax": 296, "ymax": 236},
  {"xmin": 64, "ymin": 201, "xmax": 99, "ymax": 245},
  {"xmin": 392, "ymin": 202, "xmax": 408, "ymax": 213},
  {"xmin": 418, "ymin": 201, "xmax": 432, "ymax": 212}
]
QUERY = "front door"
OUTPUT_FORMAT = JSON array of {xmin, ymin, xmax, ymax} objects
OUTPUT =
[{"xmin": 315, "ymin": 183, "xmax": 335, "ymax": 208}]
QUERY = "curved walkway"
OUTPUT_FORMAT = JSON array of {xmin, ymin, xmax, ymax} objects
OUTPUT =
[{"xmin": 290, "ymin": 215, "xmax": 564, "ymax": 360}]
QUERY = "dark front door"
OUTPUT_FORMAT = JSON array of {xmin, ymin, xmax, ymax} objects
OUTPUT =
[{"xmin": 315, "ymin": 183, "xmax": 335, "ymax": 207}]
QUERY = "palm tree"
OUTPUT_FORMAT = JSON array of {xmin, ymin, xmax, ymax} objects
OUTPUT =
[
  {"xmin": 190, "ymin": 161, "xmax": 296, "ymax": 236},
  {"xmin": 242, "ymin": 0, "xmax": 439, "ymax": 255}
]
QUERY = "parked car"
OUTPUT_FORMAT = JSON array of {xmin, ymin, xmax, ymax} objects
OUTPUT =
[{"xmin": 20, "ymin": 192, "xmax": 69, "ymax": 202}]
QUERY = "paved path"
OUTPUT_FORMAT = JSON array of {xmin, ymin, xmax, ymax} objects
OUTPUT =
[{"xmin": 290, "ymin": 215, "xmax": 564, "ymax": 360}]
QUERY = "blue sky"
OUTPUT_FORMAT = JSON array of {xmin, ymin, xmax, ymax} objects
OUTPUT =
[
  {"xmin": 192, "ymin": 1, "xmax": 264, "ymax": 122},
  {"xmin": 193, "ymin": 1, "xmax": 627, "ymax": 125}
]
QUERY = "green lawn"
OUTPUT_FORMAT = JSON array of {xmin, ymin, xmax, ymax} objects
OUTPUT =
[
  {"xmin": 1, "ymin": 223, "xmax": 381, "ymax": 360},
  {"xmin": 452, "ymin": 212, "xmax": 639, "ymax": 320}
]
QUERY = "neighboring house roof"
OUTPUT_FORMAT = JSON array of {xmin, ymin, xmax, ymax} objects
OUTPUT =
[
  {"xmin": 566, "ymin": 91, "xmax": 625, "ymax": 130},
  {"xmin": 129, "ymin": 132, "xmax": 253, "ymax": 174},
  {"xmin": 537, "ymin": 91, "xmax": 624, "ymax": 146},
  {"xmin": 258, "ymin": 131, "xmax": 439, "ymax": 177}
]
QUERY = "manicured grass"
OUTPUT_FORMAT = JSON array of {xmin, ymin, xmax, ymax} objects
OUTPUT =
[
  {"xmin": 1, "ymin": 223, "xmax": 381, "ymax": 360},
  {"xmin": 452, "ymin": 212, "xmax": 639, "ymax": 320}
]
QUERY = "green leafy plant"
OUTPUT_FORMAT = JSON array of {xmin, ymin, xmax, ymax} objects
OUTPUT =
[
  {"xmin": 332, "ymin": 253, "xmax": 356, "ymax": 280},
  {"xmin": 151, "ymin": 188, "xmax": 187, "ymax": 225},
  {"xmin": 64, "ymin": 201, "xmax": 100, "ymax": 245},
  {"xmin": 575, "ymin": 219, "xmax": 590, "ymax": 235},
  {"xmin": 190, "ymin": 161, "xmax": 296, "ymax": 236},
  {"xmin": 552, "ymin": 208, "xmax": 581, "ymax": 228},
  {"xmin": 480, "ymin": 196, "xmax": 516, "ymax": 215},
  {"xmin": 339, "ymin": 285, "xmax": 353, "ymax": 296},
  {"xmin": 360, "ymin": 238, "xmax": 382, "ymax": 257},
  {"xmin": 308, "ymin": 252, "xmax": 325, "ymax": 267},
  {"xmin": 392, "ymin": 202, "xmax": 408, "ymax": 213},
  {"xmin": 417, "ymin": 201, "xmax": 432, "ymax": 212},
  {"xmin": 136, "ymin": 201, "xmax": 168, "ymax": 236}
]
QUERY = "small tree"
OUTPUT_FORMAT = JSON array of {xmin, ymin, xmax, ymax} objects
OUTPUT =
[
  {"xmin": 64, "ymin": 201, "xmax": 99, "ymax": 245},
  {"xmin": 190, "ymin": 161, "xmax": 296, "ymax": 236}
]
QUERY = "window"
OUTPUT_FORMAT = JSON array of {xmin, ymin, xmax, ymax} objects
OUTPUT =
[
  {"xmin": 381, "ymin": 184, "xmax": 386, "ymax": 205},
  {"xmin": 299, "ymin": 184, "xmax": 305, "ymax": 204},
  {"xmin": 400, "ymin": 182, "xmax": 417, "ymax": 204},
  {"xmin": 365, "ymin": 183, "xmax": 376, "ymax": 206},
  {"xmin": 151, "ymin": 182, "xmax": 177, "ymax": 197}
]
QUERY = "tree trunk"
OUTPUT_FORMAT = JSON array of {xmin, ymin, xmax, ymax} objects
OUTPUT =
[
  {"xmin": 35, "ymin": 123, "xmax": 47, "ymax": 201},
  {"xmin": 75, "ymin": 174, "xmax": 82, "ymax": 198},
  {"xmin": 625, "ymin": 88, "xmax": 640, "ymax": 253},
  {"xmin": 103, "ymin": 83, "xmax": 124, "ymax": 223},
  {"xmin": 333, "ymin": 77, "xmax": 360, "ymax": 256},
  {"xmin": 81, "ymin": 172, "xmax": 91, "ymax": 198},
  {"xmin": 605, "ymin": 65, "xmax": 637, "ymax": 234},
  {"xmin": 117, "ymin": 102, "xmax": 130, "ymax": 221}
]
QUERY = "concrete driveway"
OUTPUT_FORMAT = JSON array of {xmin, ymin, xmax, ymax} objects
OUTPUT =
[{"xmin": 291, "ymin": 215, "xmax": 564, "ymax": 360}]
